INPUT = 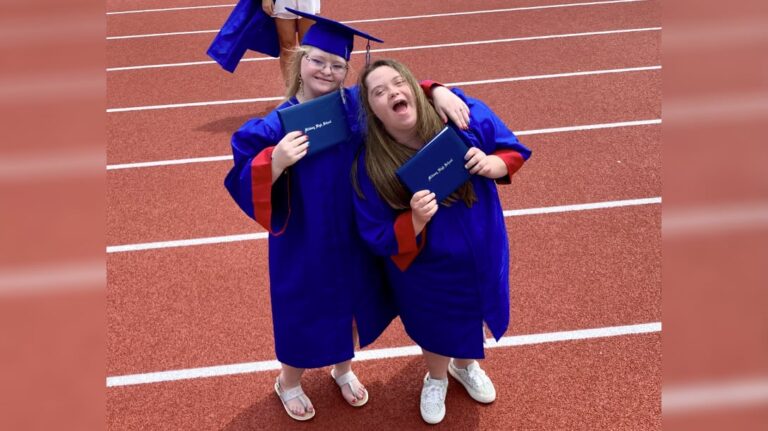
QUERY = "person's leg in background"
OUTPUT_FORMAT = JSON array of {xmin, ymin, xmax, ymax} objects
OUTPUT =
[
  {"xmin": 297, "ymin": 16, "xmax": 315, "ymax": 44},
  {"xmin": 275, "ymin": 17, "xmax": 299, "ymax": 86}
]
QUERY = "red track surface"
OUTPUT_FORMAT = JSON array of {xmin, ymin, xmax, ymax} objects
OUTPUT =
[
  {"xmin": 107, "ymin": 1, "xmax": 659, "ymax": 67},
  {"xmin": 107, "ymin": 71, "xmax": 661, "ymax": 162},
  {"xmin": 108, "ymin": 205, "xmax": 660, "ymax": 374},
  {"xmin": 107, "ymin": 32, "xmax": 660, "ymax": 108},
  {"xmin": 107, "ymin": 1, "xmax": 662, "ymax": 429},
  {"xmin": 108, "ymin": 335, "xmax": 660, "ymax": 430},
  {"xmin": 107, "ymin": 124, "xmax": 661, "ymax": 244}
]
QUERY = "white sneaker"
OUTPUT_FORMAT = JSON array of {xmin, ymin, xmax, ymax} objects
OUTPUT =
[
  {"xmin": 420, "ymin": 373, "xmax": 448, "ymax": 424},
  {"xmin": 448, "ymin": 360, "xmax": 496, "ymax": 403}
]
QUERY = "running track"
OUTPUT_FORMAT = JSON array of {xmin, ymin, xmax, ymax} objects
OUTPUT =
[{"xmin": 106, "ymin": 0, "xmax": 661, "ymax": 429}]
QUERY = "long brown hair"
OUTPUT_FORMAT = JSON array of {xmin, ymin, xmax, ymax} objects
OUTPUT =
[{"xmin": 354, "ymin": 59, "xmax": 476, "ymax": 209}]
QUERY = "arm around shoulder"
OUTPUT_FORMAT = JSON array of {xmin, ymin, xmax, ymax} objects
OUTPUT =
[{"xmin": 462, "ymin": 93, "xmax": 532, "ymax": 184}]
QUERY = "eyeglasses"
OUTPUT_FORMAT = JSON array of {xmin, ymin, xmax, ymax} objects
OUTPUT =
[{"xmin": 304, "ymin": 55, "xmax": 348, "ymax": 74}]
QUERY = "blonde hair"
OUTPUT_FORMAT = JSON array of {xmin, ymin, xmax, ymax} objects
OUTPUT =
[
  {"xmin": 284, "ymin": 46, "xmax": 311, "ymax": 99},
  {"xmin": 284, "ymin": 46, "xmax": 349, "ymax": 101},
  {"xmin": 353, "ymin": 59, "xmax": 476, "ymax": 209}
]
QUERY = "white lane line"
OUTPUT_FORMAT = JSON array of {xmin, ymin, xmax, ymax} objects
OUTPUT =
[
  {"xmin": 0, "ymin": 150, "xmax": 104, "ymax": 180},
  {"xmin": 663, "ymin": 93, "xmax": 768, "ymax": 123},
  {"xmin": 663, "ymin": 377, "xmax": 768, "ymax": 412},
  {"xmin": 502, "ymin": 197, "xmax": 661, "ymax": 217},
  {"xmin": 107, "ymin": 96, "xmax": 283, "ymax": 113},
  {"xmin": 107, "ymin": 27, "xmax": 661, "ymax": 71},
  {"xmin": 0, "ymin": 261, "xmax": 103, "ymax": 295},
  {"xmin": 663, "ymin": 202, "xmax": 768, "ymax": 236},
  {"xmin": 346, "ymin": 0, "xmax": 649, "ymax": 24},
  {"xmin": 106, "ymin": 0, "xmax": 648, "ymax": 33},
  {"xmin": 107, "ymin": 4, "xmax": 233, "ymax": 15},
  {"xmin": 107, "ymin": 61, "xmax": 661, "ymax": 110},
  {"xmin": 107, "ymin": 197, "xmax": 661, "ymax": 253},
  {"xmin": 113, "ymin": 44, "xmax": 662, "ymax": 73},
  {"xmin": 515, "ymin": 119, "xmax": 661, "ymax": 136},
  {"xmin": 108, "ymin": 59, "xmax": 229, "ymax": 72},
  {"xmin": 107, "ymin": 117, "xmax": 661, "ymax": 170},
  {"xmin": 368, "ymin": 27, "xmax": 660, "ymax": 54},
  {"xmin": 108, "ymin": 29, "xmax": 217, "ymax": 40},
  {"xmin": 663, "ymin": 19, "xmax": 768, "ymax": 50},
  {"xmin": 107, "ymin": 232, "xmax": 268, "ymax": 253},
  {"xmin": 106, "ymin": 321, "xmax": 661, "ymax": 387},
  {"xmin": 107, "ymin": 155, "xmax": 233, "ymax": 170},
  {"xmin": 448, "ymin": 65, "xmax": 660, "ymax": 87}
]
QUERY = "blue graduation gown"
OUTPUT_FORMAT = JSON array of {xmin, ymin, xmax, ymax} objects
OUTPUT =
[
  {"xmin": 207, "ymin": 0, "xmax": 280, "ymax": 72},
  {"xmin": 352, "ymin": 89, "xmax": 532, "ymax": 359},
  {"xmin": 224, "ymin": 87, "xmax": 395, "ymax": 369}
]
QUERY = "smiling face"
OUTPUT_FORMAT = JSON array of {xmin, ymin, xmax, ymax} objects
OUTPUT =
[
  {"xmin": 364, "ymin": 65, "xmax": 419, "ymax": 144},
  {"xmin": 299, "ymin": 47, "xmax": 348, "ymax": 100}
]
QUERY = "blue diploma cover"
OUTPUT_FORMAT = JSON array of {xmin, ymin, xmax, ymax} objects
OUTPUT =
[
  {"xmin": 277, "ymin": 91, "xmax": 351, "ymax": 157},
  {"xmin": 396, "ymin": 126, "xmax": 472, "ymax": 202}
]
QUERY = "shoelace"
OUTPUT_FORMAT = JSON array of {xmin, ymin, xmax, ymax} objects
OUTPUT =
[
  {"xmin": 465, "ymin": 367, "xmax": 489, "ymax": 390},
  {"xmin": 423, "ymin": 383, "xmax": 445, "ymax": 412}
]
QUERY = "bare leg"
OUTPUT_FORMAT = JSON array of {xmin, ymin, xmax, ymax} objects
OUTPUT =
[
  {"xmin": 332, "ymin": 359, "xmax": 366, "ymax": 404},
  {"xmin": 275, "ymin": 18, "xmax": 299, "ymax": 86},
  {"xmin": 422, "ymin": 348, "xmax": 450, "ymax": 380},
  {"xmin": 278, "ymin": 363, "xmax": 313, "ymax": 416},
  {"xmin": 352, "ymin": 318, "xmax": 360, "ymax": 349},
  {"xmin": 297, "ymin": 17, "xmax": 315, "ymax": 42},
  {"xmin": 332, "ymin": 321, "xmax": 365, "ymax": 403}
]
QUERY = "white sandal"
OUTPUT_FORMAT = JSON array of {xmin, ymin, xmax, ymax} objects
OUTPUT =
[
  {"xmin": 331, "ymin": 369, "xmax": 369, "ymax": 407},
  {"xmin": 274, "ymin": 377, "xmax": 316, "ymax": 421}
]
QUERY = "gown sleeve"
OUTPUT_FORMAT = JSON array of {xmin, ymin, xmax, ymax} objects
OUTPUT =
[
  {"xmin": 223, "ymin": 112, "xmax": 292, "ymax": 234},
  {"xmin": 352, "ymin": 153, "xmax": 426, "ymax": 271},
  {"xmin": 452, "ymin": 88, "xmax": 532, "ymax": 184}
]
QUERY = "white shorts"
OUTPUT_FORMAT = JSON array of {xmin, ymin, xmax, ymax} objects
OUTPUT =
[{"xmin": 272, "ymin": 0, "xmax": 321, "ymax": 19}]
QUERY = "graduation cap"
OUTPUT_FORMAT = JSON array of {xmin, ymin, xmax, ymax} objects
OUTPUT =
[
  {"xmin": 206, "ymin": 0, "xmax": 280, "ymax": 73},
  {"xmin": 285, "ymin": 8, "xmax": 383, "ymax": 62}
]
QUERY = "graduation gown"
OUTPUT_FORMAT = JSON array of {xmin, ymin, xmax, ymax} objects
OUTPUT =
[
  {"xmin": 224, "ymin": 86, "xmax": 395, "ymax": 369},
  {"xmin": 352, "ymin": 89, "xmax": 532, "ymax": 359},
  {"xmin": 207, "ymin": 0, "xmax": 280, "ymax": 72}
]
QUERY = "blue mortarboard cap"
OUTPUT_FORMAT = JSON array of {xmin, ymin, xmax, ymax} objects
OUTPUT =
[
  {"xmin": 285, "ymin": 8, "xmax": 383, "ymax": 61},
  {"xmin": 207, "ymin": 0, "xmax": 280, "ymax": 73}
]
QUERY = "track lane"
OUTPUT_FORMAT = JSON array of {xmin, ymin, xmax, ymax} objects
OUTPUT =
[
  {"xmin": 107, "ymin": 120, "xmax": 660, "ymax": 245},
  {"xmin": 108, "ymin": 204, "xmax": 660, "ymax": 375},
  {"xmin": 106, "ymin": 125, "xmax": 661, "ymax": 246},
  {"xmin": 106, "ymin": 67, "xmax": 661, "ymax": 247},
  {"xmin": 106, "ymin": 0, "xmax": 659, "ymax": 68},
  {"xmin": 107, "ymin": 30, "xmax": 660, "ymax": 108},
  {"xmin": 106, "ymin": 2, "xmax": 662, "ymax": 429},
  {"xmin": 107, "ymin": 332, "xmax": 660, "ymax": 430},
  {"xmin": 106, "ymin": 0, "xmax": 655, "ymax": 38},
  {"xmin": 107, "ymin": 67, "xmax": 660, "ymax": 164}
]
